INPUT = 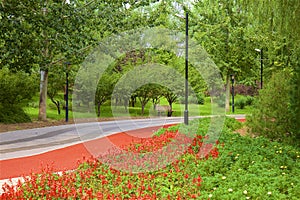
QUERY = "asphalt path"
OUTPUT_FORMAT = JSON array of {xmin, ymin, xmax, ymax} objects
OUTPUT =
[
  {"xmin": 0, "ymin": 117, "xmax": 185, "ymax": 161},
  {"xmin": 0, "ymin": 115, "xmax": 245, "ymax": 161}
]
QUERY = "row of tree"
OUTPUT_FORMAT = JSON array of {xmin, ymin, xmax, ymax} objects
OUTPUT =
[
  {"xmin": 0, "ymin": 0, "xmax": 299, "ymax": 141},
  {"xmin": 1, "ymin": 0, "xmax": 161, "ymax": 121}
]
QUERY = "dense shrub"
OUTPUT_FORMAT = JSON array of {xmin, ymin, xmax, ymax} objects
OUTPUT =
[
  {"xmin": 235, "ymin": 96, "xmax": 246, "ymax": 109},
  {"xmin": 178, "ymin": 94, "xmax": 205, "ymax": 105},
  {"xmin": 247, "ymin": 71, "xmax": 294, "ymax": 143},
  {"xmin": 245, "ymin": 95, "xmax": 255, "ymax": 106},
  {"xmin": 0, "ymin": 68, "xmax": 37, "ymax": 123},
  {"xmin": 196, "ymin": 93, "xmax": 205, "ymax": 105},
  {"xmin": 214, "ymin": 94, "xmax": 226, "ymax": 108},
  {"xmin": 0, "ymin": 106, "xmax": 31, "ymax": 123},
  {"xmin": 290, "ymin": 47, "xmax": 300, "ymax": 141},
  {"xmin": 232, "ymin": 84, "xmax": 258, "ymax": 96},
  {"xmin": 224, "ymin": 116, "xmax": 243, "ymax": 130},
  {"xmin": 233, "ymin": 95, "xmax": 254, "ymax": 109}
]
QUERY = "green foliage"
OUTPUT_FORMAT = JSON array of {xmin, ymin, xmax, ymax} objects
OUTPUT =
[
  {"xmin": 201, "ymin": 131, "xmax": 300, "ymax": 199},
  {"xmin": 178, "ymin": 95, "xmax": 204, "ymax": 105},
  {"xmin": 0, "ymin": 106, "xmax": 31, "ymax": 123},
  {"xmin": 0, "ymin": 68, "xmax": 37, "ymax": 123},
  {"xmin": 95, "ymin": 73, "xmax": 118, "ymax": 117},
  {"xmin": 290, "ymin": 46, "xmax": 300, "ymax": 140},
  {"xmin": 233, "ymin": 95, "xmax": 255, "ymax": 110},
  {"xmin": 0, "ymin": 68, "xmax": 37, "ymax": 105},
  {"xmin": 247, "ymin": 71, "xmax": 294, "ymax": 143},
  {"xmin": 224, "ymin": 117, "xmax": 243, "ymax": 131},
  {"xmin": 47, "ymin": 65, "xmax": 67, "ymax": 115},
  {"xmin": 245, "ymin": 95, "xmax": 255, "ymax": 106},
  {"xmin": 235, "ymin": 97, "xmax": 246, "ymax": 109},
  {"xmin": 214, "ymin": 94, "xmax": 226, "ymax": 108}
]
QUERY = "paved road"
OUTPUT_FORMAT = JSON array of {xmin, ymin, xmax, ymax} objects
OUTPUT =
[
  {"xmin": 0, "ymin": 117, "xmax": 185, "ymax": 160},
  {"xmin": 0, "ymin": 115, "xmax": 245, "ymax": 161}
]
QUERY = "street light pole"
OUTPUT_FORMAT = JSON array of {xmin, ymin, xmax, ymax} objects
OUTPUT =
[
  {"xmin": 184, "ymin": 11, "xmax": 189, "ymax": 125},
  {"xmin": 230, "ymin": 74, "xmax": 235, "ymax": 113},
  {"xmin": 65, "ymin": 62, "xmax": 70, "ymax": 122},
  {"xmin": 255, "ymin": 48, "xmax": 263, "ymax": 89}
]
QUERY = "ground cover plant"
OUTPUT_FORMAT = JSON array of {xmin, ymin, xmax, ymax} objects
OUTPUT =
[{"xmin": 1, "ymin": 118, "xmax": 299, "ymax": 199}]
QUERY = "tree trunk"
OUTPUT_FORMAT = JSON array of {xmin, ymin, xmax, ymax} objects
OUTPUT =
[
  {"xmin": 38, "ymin": 70, "xmax": 48, "ymax": 121},
  {"xmin": 167, "ymin": 102, "xmax": 173, "ymax": 117},
  {"xmin": 225, "ymin": 74, "xmax": 230, "ymax": 112},
  {"xmin": 97, "ymin": 103, "xmax": 101, "ymax": 117},
  {"xmin": 141, "ymin": 104, "xmax": 145, "ymax": 115},
  {"xmin": 131, "ymin": 96, "xmax": 135, "ymax": 107},
  {"xmin": 124, "ymin": 98, "xmax": 129, "ymax": 112},
  {"xmin": 50, "ymin": 97, "xmax": 60, "ymax": 115},
  {"xmin": 57, "ymin": 101, "xmax": 60, "ymax": 115},
  {"xmin": 39, "ymin": 7, "xmax": 49, "ymax": 121}
]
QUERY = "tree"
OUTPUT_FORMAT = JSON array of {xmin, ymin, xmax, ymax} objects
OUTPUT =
[
  {"xmin": 245, "ymin": 0, "xmax": 300, "ymax": 143},
  {"xmin": 247, "ymin": 71, "xmax": 293, "ymax": 142},
  {"xmin": 95, "ymin": 73, "xmax": 117, "ymax": 117},
  {"xmin": 135, "ymin": 84, "xmax": 153, "ymax": 116},
  {"xmin": 1, "ymin": 0, "xmax": 161, "ymax": 121},
  {"xmin": 47, "ymin": 65, "xmax": 73, "ymax": 115},
  {"xmin": 0, "ymin": 0, "xmax": 102, "ymax": 120},
  {"xmin": 47, "ymin": 72, "xmax": 64, "ymax": 115},
  {"xmin": 149, "ymin": 85, "xmax": 164, "ymax": 110},
  {"xmin": 191, "ymin": 0, "xmax": 256, "ymax": 112}
]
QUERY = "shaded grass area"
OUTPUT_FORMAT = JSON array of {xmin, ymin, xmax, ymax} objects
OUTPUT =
[{"xmin": 23, "ymin": 96, "xmax": 253, "ymax": 122}]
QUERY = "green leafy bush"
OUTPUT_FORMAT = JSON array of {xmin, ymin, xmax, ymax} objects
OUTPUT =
[
  {"xmin": 0, "ymin": 106, "xmax": 31, "ymax": 123},
  {"xmin": 0, "ymin": 68, "xmax": 37, "ymax": 123},
  {"xmin": 196, "ymin": 93, "xmax": 205, "ymax": 105},
  {"xmin": 200, "ymin": 132, "xmax": 300, "ymax": 199},
  {"xmin": 245, "ymin": 95, "xmax": 255, "ymax": 106},
  {"xmin": 235, "ymin": 97, "xmax": 246, "ymax": 109},
  {"xmin": 224, "ymin": 117, "xmax": 243, "ymax": 131},
  {"xmin": 290, "ymin": 47, "xmax": 300, "ymax": 141},
  {"xmin": 233, "ymin": 95, "xmax": 254, "ymax": 109},
  {"xmin": 214, "ymin": 94, "xmax": 226, "ymax": 107},
  {"xmin": 247, "ymin": 71, "xmax": 294, "ymax": 143},
  {"xmin": 178, "ymin": 94, "xmax": 205, "ymax": 105}
]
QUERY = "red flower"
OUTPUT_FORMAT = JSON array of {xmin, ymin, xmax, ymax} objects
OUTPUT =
[{"xmin": 127, "ymin": 181, "xmax": 133, "ymax": 190}]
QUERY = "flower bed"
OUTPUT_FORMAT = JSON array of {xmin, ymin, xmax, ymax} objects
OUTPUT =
[{"xmin": 1, "ymin": 118, "xmax": 299, "ymax": 199}]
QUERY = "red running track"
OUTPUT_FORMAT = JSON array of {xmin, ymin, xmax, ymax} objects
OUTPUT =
[{"xmin": 0, "ymin": 125, "xmax": 169, "ymax": 180}]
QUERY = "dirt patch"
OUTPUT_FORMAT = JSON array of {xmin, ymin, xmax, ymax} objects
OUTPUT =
[{"xmin": 234, "ymin": 126, "xmax": 256, "ymax": 137}]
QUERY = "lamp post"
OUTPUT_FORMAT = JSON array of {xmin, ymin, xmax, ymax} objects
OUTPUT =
[
  {"xmin": 255, "ymin": 48, "xmax": 263, "ymax": 89},
  {"xmin": 65, "ymin": 62, "xmax": 71, "ymax": 122},
  {"xmin": 175, "ymin": 12, "xmax": 189, "ymax": 125},
  {"xmin": 175, "ymin": 8, "xmax": 189, "ymax": 124},
  {"xmin": 184, "ymin": 11, "xmax": 189, "ymax": 125},
  {"xmin": 230, "ymin": 74, "xmax": 235, "ymax": 113}
]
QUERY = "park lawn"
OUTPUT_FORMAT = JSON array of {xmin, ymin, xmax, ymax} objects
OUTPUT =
[{"xmin": 24, "ymin": 96, "xmax": 253, "ymax": 122}]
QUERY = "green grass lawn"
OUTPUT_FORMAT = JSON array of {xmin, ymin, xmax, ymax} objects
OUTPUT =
[{"xmin": 24, "ymin": 96, "xmax": 253, "ymax": 121}]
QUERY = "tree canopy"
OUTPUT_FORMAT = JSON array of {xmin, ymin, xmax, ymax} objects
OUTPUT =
[{"xmin": 0, "ymin": 0, "xmax": 299, "ymax": 136}]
